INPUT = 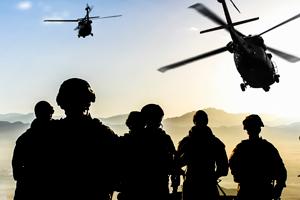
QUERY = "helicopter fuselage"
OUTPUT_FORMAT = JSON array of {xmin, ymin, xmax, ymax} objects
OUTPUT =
[
  {"xmin": 77, "ymin": 20, "xmax": 92, "ymax": 38},
  {"xmin": 230, "ymin": 35, "xmax": 279, "ymax": 91}
]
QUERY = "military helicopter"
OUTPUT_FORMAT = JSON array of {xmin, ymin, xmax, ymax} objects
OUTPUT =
[
  {"xmin": 44, "ymin": 4, "xmax": 122, "ymax": 38},
  {"xmin": 158, "ymin": 0, "xmax": 300, "ymax": 92}
]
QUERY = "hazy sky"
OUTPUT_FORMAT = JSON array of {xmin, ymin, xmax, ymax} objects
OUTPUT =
[{"xmin": 1, "ymin": 0, "xmax": 300, "ymax": 120}]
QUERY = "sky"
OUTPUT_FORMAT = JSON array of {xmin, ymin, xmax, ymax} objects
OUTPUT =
[{"xmin": 1, "ymin": 0, "xmax": 300, "ymax": 121}]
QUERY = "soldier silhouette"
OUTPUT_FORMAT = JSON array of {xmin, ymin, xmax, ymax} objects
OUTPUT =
[
  {"xmin": 118, "ymin": 105, "xmax": 176, "ymax": 200},
  {"xmin": 44, "ymin": 78, "xmax": 118, "ymax": 200},
  {"xmin": 12, "ymin": 101, "xmax": 54, "ymax": 200},
  {"xmin": 229, "ymin": 114, "xmax": 287, "ymax": 200},
  {"xmin": 176, "ymin": 110, "xmax": 228, "ymax": 200},
  {"xmin": 117, "ymin": 111, "xmax": 146, "ymax": 200}
]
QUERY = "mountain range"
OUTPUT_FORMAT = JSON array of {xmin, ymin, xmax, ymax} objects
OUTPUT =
[{"xmin": 1, "ymin": 108, "xmax": 299, "ymax": 140}]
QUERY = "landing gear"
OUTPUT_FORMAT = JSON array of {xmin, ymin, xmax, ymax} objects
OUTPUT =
[
  {"xmin": 274, "ymin": 74, "xmax": 280, "ymax": 83},
  {"xmin": 263, "ymin": 86, "xmax": 270, "ymax": 92},
  {"xmin": 240, "ymin": 83, "xmax": 246, "ymax": 92},
  {"xmin": 78, "ymin": 35, "xmax": 81, "ymax": 38},
  {"xmin": 91, "ymin": 33, "xmax": 93, "ymax": 36}
]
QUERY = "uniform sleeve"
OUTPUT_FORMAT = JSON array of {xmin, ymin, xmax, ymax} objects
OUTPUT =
[
  {"xmin": 165, "ymin": 134, "xmax": 176, "ymax": 172},
  {"xmin": 229, "ymin": 144, "xmax": 242, "ymax": 183},
  {"xmin": 176, "ymin": 136, "xmax": 190, "ymax": 167},
  {"xmin": 270, "ymin": 144, "xmax": 287, "ymax": 187},
  {"xmin": 12, "ymin": 134, "xmax": 27, "ymax": 181},
  {"xmin": 215, "ymin": 139, "xmax": 229, "ymax": 178}
]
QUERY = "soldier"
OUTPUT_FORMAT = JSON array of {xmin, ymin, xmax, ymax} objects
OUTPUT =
[
  {"xmin": 176, "ymin": 110, "xmax": 228, "ymax": 200},
  {"xmin": 45, "ymin": 78, "xmax": 118, "ymax": 200},
  {"xmin": 141, "ymin": 104, "xmax": 176, "ymax": 200},
  {"xmin": 117, "ymin": 111, "xmax": 145, "ymax": 200},
  {"xmin": 118, "ymin": 105, "xmax": 176, "ymax": 200},
  {"xmin": 229, "ymin": 114, "xmax": 287, "ymax": 200},
  {"xmin": 12, "ymin": 101, "xmax": 54, "ymax": 200}
]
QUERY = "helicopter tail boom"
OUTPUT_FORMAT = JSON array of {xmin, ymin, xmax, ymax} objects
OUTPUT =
[{"xmin": 200, "ymin": 17, "xmax": 259, "ymax": 34}]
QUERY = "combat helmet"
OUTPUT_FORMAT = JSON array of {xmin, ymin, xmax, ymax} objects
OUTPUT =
[
  {"xmin": 56, "ymin": 78, "xmax": 95, "ymax": 112},
  {"xmin": 34, "ymin": 101, "xmax": 54, "ymax": 120},
  {"xmin": 141, "ymin": 104, "xmax": 164, "ymax": 127},
  {"xmin": 243, "ymin": 114, "xmax": 264, "ymax": 130},
  {"xmin": 126, "ymin": 111, "xmax": 145, "ymax": 131},
  {"xmin": 193, "ymin": 110, "xmax": 208, "ymax": 126}
]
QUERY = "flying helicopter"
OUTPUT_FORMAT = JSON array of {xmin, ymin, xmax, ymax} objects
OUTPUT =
[
  {"xmin": 43, "ymin": 4, "xmax": 122, "ymax": 38},
  {"xmin": 158, "ymin": 0, "xmax": 300, "ymax": 92}
]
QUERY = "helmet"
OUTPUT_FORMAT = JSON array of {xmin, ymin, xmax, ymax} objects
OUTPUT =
[
  {"xmin": 193, "ymin": 110, "xmax": 208, "ymax": 126},
  {"xmin": 126, "ymin": 111, "xmax": 145, "ymax": 130},
  {"xmin": 141, "ymin": 104, "xmax": 164, "ymax": 118},
  {"xmin": 34, "ymin": 101, "xmax": 54, "ymax": 119},
  {"xmin": 56, "ymin": 78, "xmax": 95, "ymax": 110},
  {"xmin": 243, "ymin": 114, "xmax": 264, "ymax": 130},
  {"xmin": 141, "ymin": 104, "xmax": 164, "ymax": 126}
]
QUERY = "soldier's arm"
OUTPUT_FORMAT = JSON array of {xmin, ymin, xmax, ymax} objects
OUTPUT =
[
  {"xmin": 12, "ymin": 137, "xmax": 26, "ymax": 181},
  {"xmin": 176, "ymin": 136, "xmax": 190, "ymax": 168},
  {"xmin": 272, "ymin": 145, "xmax": 287, "ymax": 187},
  {"xmin": 215, "ymin": 141, "xmax": 229, "ymax": 178},
  {"xmin": 228, "ymin": 145, "xmax": 242, "ymax": 183},
  {"xmin": 272, "ymin": 148, "xmax": 287, "ymax": 199}
]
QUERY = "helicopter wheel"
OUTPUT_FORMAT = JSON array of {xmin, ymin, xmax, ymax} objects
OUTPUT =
[
  {"xmin": 263, "ymin": 86, "xmax": 270, "ymax": 92},
  {"xmin": 274, "ymin": 74, "xmax": 280, "ymax": 83},
  {"xmin": 240, "ymin": 83, "xmax": 246, "ymax": 92},
  {"xmin": 91, "ymin": 33, "xmax": 93, "ymax": 36}
]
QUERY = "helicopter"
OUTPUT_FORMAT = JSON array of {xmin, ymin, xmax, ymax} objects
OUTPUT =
[
  {"xmin": 158, "ymin": 0, "xmax": 300, "ymax": 92},
  {"xmin": 43, "ymin": 4, "xmax": 122, "ymax": 38}
]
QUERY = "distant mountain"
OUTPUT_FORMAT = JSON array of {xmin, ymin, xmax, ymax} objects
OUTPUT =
[
  {"xmin": 0, "ymin": 121, "xmax": 29, "ymax": 135},
  {"xmin": 0, "ymin": 108, "xmax": 296, "ymax": 135},
  {"xmin": 100, "ymin": 114, "xmax": 129, "ymax": 126},
  {"xmin": 164, "ymin": 108, "xmax": 247, "ymax": 128},
  {"xmin": 163, "ymin": 108, "xmax": 288, "ymax": 128},
  {"xmin": 0, "ymin": 113, "xmax": 34, "ymax": 124}
]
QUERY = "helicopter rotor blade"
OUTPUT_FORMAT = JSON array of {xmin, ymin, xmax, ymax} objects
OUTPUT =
[
  {"xmin": 89, "ymin": 16, "xmax": 100, "ymax": 19},
  {"xmin": 189, "ymin": 3, "xmax": 227, "ymax": 27},
  {"xmin": 267, "ymin": 46, "xmax": 300, "ymax": 63},
  {"xmin": 158, "ymin": 46, "xmax": 228, "ymax": 72},
  {"xmin": 259, "ymin": 13, "xmax": 300, "ymax": 36},
  {"xmin": 229, "ymin": 0, "xmax": 241, "ymax": 13},
  {"xmin": 44, "ymin": 19, "xmax": 78, "ymax": 22},
  {"xmin": 189, "ymin": 3, "xmax": 245, "ymax": 37},
  {"xmin": 98, "ymin": 15, "xmax": 122, "ymax": 19}
]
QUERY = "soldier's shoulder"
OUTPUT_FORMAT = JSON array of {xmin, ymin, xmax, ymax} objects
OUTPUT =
[
  {"xmin": 178, "ymin": 135, "xmax": 190, "ymax": 150},
  {"xmin": 232, "ymin": 140, "xmax": 248, "ymax": 151},
  {"xmin": 213, "ymin": 135, "xmax": 225, "ymax": 148},
  {"xmin": 260, "ymin": 139, "xmax": 278, "ymax": 151},
  {"xmin": 92, "ymin": 118, "xmax": 117, "ymax": 136},
  {"xmin": 179, "ymin": 135, "xmax": 190, "ymax": 145},
  {"xmin": 160, "ymin": 129, "xmax": 173, "ymax": 141},
  {"xmin": 16, "ymin": 128, "xmax": 32, "ymax": 144}
]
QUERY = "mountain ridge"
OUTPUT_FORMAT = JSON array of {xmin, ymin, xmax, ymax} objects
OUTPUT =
[
  {"xmin": 1, "ymin": 108, "xmax": 299, "ymax": 137},
  {"xmin": 0, "ymin": 108, "xmax": 295, "ymax": 127}
]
